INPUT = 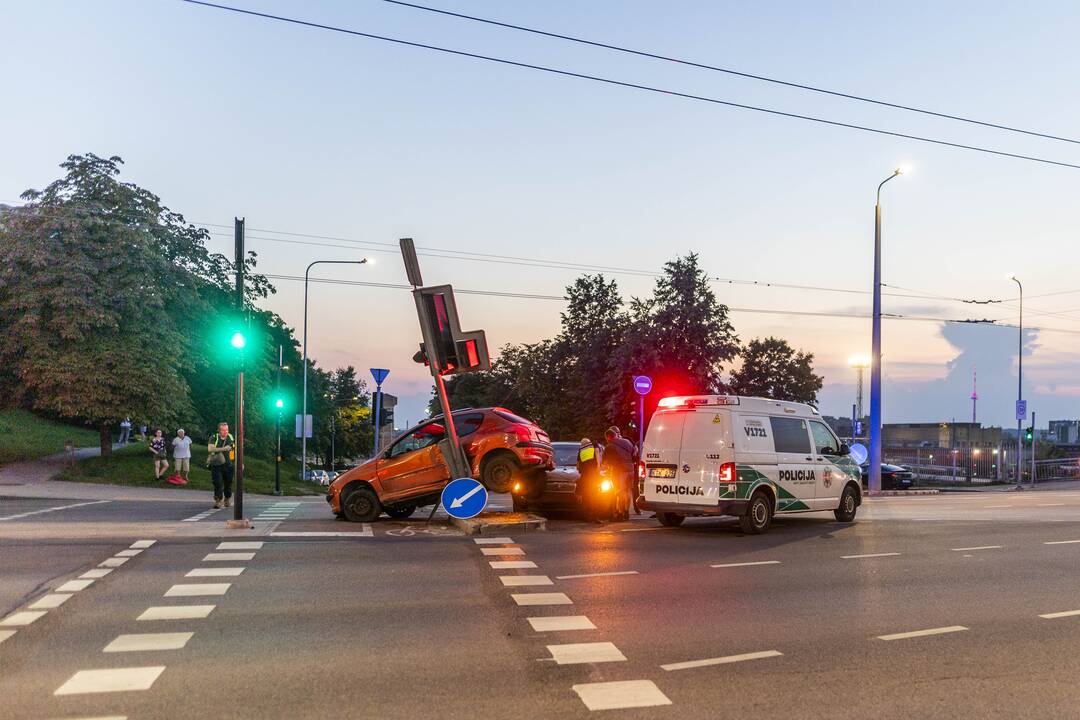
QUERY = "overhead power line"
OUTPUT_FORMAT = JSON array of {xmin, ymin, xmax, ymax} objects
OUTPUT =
[
  {"xmin": 180, "ymin": 0, "xmax": 1080, "ymax": 171},
  {"xmin": 382, "ymin": 0, "xmax": 1080, "ymax": 147}
]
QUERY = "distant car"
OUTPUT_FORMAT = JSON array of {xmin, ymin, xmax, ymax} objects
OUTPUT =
[
  {"xmin": 861, "ymin": 463, "xmax": 914, "ymax": 490},
  {"xmin": 511, "ymin": 441, "xmax": 580, "ymax": 512}
]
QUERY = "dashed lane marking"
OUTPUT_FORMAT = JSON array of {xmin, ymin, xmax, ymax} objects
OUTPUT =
[
  {"xmin": 29, "ymin": 593, "xmax": 73, "ymax": 610},
  {"xmin": 572, "ymin": 680, "xmax": 671, "ymax": 711},
  {"xmin": 1044, "ymin": 539, "xmax": 1080, "ymax": 545},
  {"xmin": 164, "ymin": 583, "xmax": 230, "ymax": 597},
  {"xmin": 0, "ymin": 610, "xmax": 48, "ymax": 627},
  {"xmin": 203, "ymin": 552, "xmax": 255, "ymax": 561},
  {"xmin": 0, "ymin": 500, "xmax": 110, "ymax": 522},
  {"xmin": 185, "ymin": 567, "xmax": 244, "ymax": 578},
  {"xmin": 104, "ymin": 632, "xmax": 194, "ymax": 653},
  {"xmin": 710, "ymin": 561, "xmax": 782, "ymax": 569},
  {"xmin": 270, "ymin": 529, "xmax": 373, "ymax": 537},
  {"xmin": 138, "ymin": 605, "xmax": 215, "ymax": 621},
  {"xmin": 512, "ymin": 592, "xmax": 572, "ymax": 606},
  {"xmin": 528, "ymin": 616, "xmax": 596, "ymax": 632},
  {"xmin": 100, "ymin": 558, "xmax": 129, "ymax": 568},
  {"xmin": 130, "ymin": 540, "xmax": 156, "ymax": 549},
  {"xmin": 1039, "ymin": 609, "xmax": 1080, "ymax": 619},
  {"xmin": 661, "ymin": 649, "xmax": 783, "ymax": 671},
  {"xmin": 951, "ymin": 545, "xmax": 1003, "ymax": 552},
  {"xmin": 114, "ymin": 549, "xmax": 143, "ymax": 558},
  {"xmin": 877, "ymin": 625, "xmax": 968, "ymax": 641},
  {"xmin": 547, "ymin": 642, "xmax": 626, "ymax": 665},
  {"xmin": 216, "ymin": 542, "xmax": 263, "ymax": 550},
  {"xmin": 499, "ymin": 575, "xmax": 553, "ymax": 587},
  {"xmin": 54, "ymin": 666, "xmax": 166, "ymax": 695},
  {"xmin": 842, "ymin": 552, "xmax": 901, "ymax": 559},
  {"xmin": 0, "ymin": 630, "xmax": 14, "ymax": 644},
  {"xmin": 474, "ymin": 537, "xmax": 514, "ymax": 544},
  {"xmin": 182, "ymin": 509, "xmax": 222, "ymax": 522},
  {"xmin": 490, "ymin": 560, "xmax": 536, "ymax": 569},
  {"xmin": 555, "ymin": 571, "xmax": 639, "ymax": 579},
  {"xmin": 481, "ymin": 547, "xmax": 524, "ymax": 556},
  {"xmin": 56, "ymin": 579, "xmax": 95, "ymax": 592},
  {"xmin": 81, "ymin": 568, "xmax": 115, "ymax": 579}
]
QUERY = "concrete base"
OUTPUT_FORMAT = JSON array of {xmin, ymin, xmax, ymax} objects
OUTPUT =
[
  {"xmin": 451, "ymin": 511, "xmax": 546, "ymax": 536},
  {"xmin": 225, "ymin": 518, "xmax": 253, "ymax": 529}
]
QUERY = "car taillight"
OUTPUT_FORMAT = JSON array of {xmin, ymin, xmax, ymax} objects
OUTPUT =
[
  {"xmin": 637, "ymin": 461, "xmax": 646, "ymax": 480},
  {"xmin": 511, "ymin": 425, "xmax": 532, "ymax": 443},
  {"xmin": 719, "ymin": 462, "xmax": 735, "ymax": 484}
]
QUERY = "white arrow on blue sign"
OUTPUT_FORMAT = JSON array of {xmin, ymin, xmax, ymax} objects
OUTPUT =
[
  {"xmin": 633, "ymin": 375, "xmax": 653, "ymax": 396},
  {"xmin": 441, "ymin": 478, "xmax": 488, "ymax": 520}
]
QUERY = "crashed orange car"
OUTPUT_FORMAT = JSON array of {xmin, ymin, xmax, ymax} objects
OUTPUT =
[{"xmin": 326, "ymin": 407, "xmax": 553, "ymax": 522}]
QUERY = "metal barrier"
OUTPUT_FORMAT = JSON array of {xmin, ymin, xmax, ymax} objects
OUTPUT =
[{"xmin": 879, "ymin": 447, "xmax": 1080, "ymax": 485}]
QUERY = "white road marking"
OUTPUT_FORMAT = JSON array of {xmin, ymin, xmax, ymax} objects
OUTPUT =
[
  {"xmin": 1039, "ymin": 503, "xmax": 1066, "ymax": 507},
  {"xmin": 0, "ymin": 629, "xmax": 14, "ymax": 644},
  {"xmin": 1039, "ymin": 609, "xmax": 1080, "ymax": 619},
  {"xmin": 1044, "ymin": 539, "xmax": 1080, "ymax": 545},
  {"xmin": 217, "ymin": 542, "xmax": 263, "ymax": 550},
  {"xmin": 1, "ymin": 610, "xmax": 47, "ymax": 627},
  {"xmin": 710, "ymin": 561, "xmax": 782, "ymax": 569},
  {"xmin": 548, "ymin": 641, "xmax": 627, "ymax": 664},
  {"xmin": 81, "ymin": 568, "xmax": 114, "ymax": 579},
  {"xmin": 984, "ymin": 504, "xmax": 1014, "ymax": 508},
  {"xmin": 877, "ymin": 625, "xmax": 968, "ymax": 641},
  {"xmin": 270, "ymin": 529, "xmax": 373, "ymax": 537},
  {"xmin": 555, "ymin": 571, "xmax": 639, "ymax": 579},
  {"xmin": 0, "ymin": 499, "xmax": 109, "ymax": 522},
  {"xmin": 512, "ymin": 592, "xmax": 572, "ymax": 606},
  {"xmin": 528, "ymin": 616, "xmax": 596, "ymax": 632},
  {"xmin": 186, "ymin": 567, "xmax": 244, "ymax": 577},
  {"xmin": 481, "ymin": 547, "xmax": 524, "ymax": 556},
  {"xmin": 164, "ymin": 583, "xmax": 230, "ymax": 597},
  {"xmin": 951, "ymin": 545, "xmax": 1002, "ymax": 552},
  {"xmin": 54, "ymin": 666, "xmax": 166, "ymax": 695},
  {"xmin": 499, "ymin": 575, "xmax": 553, "ymax": 587},
  {"xmin": 138, "ymin": 605, "xmax": 215, "ymax": 621},
  {"xmin": 100, "ymin": 557, "xmax": 129, "ymax": 568},
  {"xmin": 490, "ymin": 560, "xmax": 536, "ymax": 569},
  {"xmin": 57, "ymin": 579, "xmax": 95, "ymax": 592},
  {"xmin": 474, "ymin": 537, "xmax": 514, "ymax": 544},
  {"xmin": 29, "ymin": 593, "xmax": 73, "ymax": 610},
  {"xmin": 104, "ymin": 632, "xmax": 193, "ymax": 652},
  {"xmin": 842, "ymin": 552, "xmax": 901, "ymax": 559},
  {"xmin": 203, "ymin": 552, "xmax": 255, "ymax": 561},
  {"xmin": 572, "ymin": 680, "xmax": 671, "ymax": 711},
  {"xmin": 114, "ymin": 549, "xmax": 143, "ymax": 558},
  {"xmin": 130, "ymin": 540, "xmax": 156, "ymax": 549},
  {"xmin": 661, "ymin": 649, "xmax": 782, "ymax": 671}
]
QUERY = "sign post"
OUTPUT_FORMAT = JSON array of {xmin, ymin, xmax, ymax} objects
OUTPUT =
[
  {"xmin": 633, "ymin": 375, "xmax": 653, "ymax": 451},
  {"xmin": 1015, "ymin": 399, "xmax": 1027, "ymax": 488},
  {"xmin": 371, "ymin": 368, "xmax": 390, "ymax": 455}
]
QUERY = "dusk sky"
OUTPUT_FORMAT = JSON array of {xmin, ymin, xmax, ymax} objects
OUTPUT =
[{"xmin": 4, "ymin": 0, "xmax": 1080, "ymax": 430}]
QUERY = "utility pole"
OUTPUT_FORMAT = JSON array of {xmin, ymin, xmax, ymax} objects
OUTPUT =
[{"xmin": 231, "ymin": 217, "xmax": 248, "ymax": 527}]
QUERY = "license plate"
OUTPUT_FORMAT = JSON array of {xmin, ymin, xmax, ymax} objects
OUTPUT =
[{"xmin": 649, "ymin": 467, "xmax": 677, "ymax": 479}]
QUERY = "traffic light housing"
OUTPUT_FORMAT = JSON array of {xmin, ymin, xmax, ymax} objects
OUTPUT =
[
  {"xmin": 412, "ymin": 285, "xmax": 490, "ymax": 375},
  {"xmin": 1025, "ymin": 427, "xmax": 1034, "ymax": 442}
]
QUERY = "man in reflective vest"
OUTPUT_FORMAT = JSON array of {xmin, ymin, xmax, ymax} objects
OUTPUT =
[{"xmin": 575, "ymin": 438, "xmax": 601, "ymax": 503}]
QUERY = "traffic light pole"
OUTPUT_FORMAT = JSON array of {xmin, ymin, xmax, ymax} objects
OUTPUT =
[
  {"xmin": 1031, "ymin": 411, "xmax": 1036, "ymax": 488},
  {"xmin": 233, "ymin": 217, "xmax": 246, "ymax": 524},
  {"xmin": 275, "ymin": 345, "xmax": 282, "ymax": 496}
]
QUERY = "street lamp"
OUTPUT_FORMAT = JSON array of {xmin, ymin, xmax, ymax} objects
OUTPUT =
[
  {"xmin": 302, "ymin": 258, "xmax": 369, "ymax": 481},
  {"xmin": 869, "ymin": 168, "xmax": 906, "ymax": 494},
  {"xmin": 1007, "ymin": 273, "xmax": 1024, "ymax": 488}
]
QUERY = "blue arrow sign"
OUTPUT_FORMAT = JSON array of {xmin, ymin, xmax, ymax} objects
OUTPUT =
[
  {"xmin": 633, "ymin": 375, "xmax": 653, "ymax": 396},
  {"xmin": 370, "ymin": 368, "xmax": 390, "ymax": 386},
  {"xmin": 441, "ymin": 478, "xmax": 488, "ymax": 519}
]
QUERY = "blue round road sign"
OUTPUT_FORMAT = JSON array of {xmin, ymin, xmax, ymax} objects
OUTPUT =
[
  {"xmin": 441, "ymin": 478, "xmax": 488, "ymax": 520},
  {"xmin": 633, "ymin": 375, "xmax": 653, "ymax": 396}
]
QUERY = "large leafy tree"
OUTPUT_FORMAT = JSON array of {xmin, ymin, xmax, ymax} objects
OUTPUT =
[{"xmin": 729, "ymin": 337, "xmax": 823, "ymax": 404}]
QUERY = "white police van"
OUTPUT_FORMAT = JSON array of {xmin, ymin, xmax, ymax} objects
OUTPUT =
[{"xmin": 637, "ymin": 395, "xmax": 862, "ymax": 533}]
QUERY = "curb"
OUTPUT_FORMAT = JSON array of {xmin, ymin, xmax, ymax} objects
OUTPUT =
[
  {"xmin": 868, "ymin": 489, "xmax": 940, "ymax": 496},
  {"xmin": 451, "ymin": 512, "xmax": 547, "ymax": 536}
]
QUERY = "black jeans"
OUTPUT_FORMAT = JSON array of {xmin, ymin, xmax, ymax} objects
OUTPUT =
[{"xmin": 211, "ymin": 464, "xmax": 234, "ymax": 500}]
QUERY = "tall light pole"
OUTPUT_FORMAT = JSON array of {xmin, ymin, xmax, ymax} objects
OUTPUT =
[
  {"xmin": 302, "ymin": 258, "xmax": 369, "ymax": 480},
  {"xmin": 869, "ymin": 168, "xmax": 905, "ymax": 494},
  {"xmin": 1008, "ymin": 273, "xmax": 1023, "ymax": 488}
]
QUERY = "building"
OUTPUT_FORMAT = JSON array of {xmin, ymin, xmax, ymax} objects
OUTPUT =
[
  {"xmin": 883, "ymin": 422, "xmax": 1002, "ymax": 450},
  {"xmin": 1048, "ymin": 420, "xmax": 1080, "ymax": 445}
]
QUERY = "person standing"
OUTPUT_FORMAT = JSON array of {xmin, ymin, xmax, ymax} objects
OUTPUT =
[
  {"xmin": 602, "ymin": 426, "xmax": 635, "ymax": 520},
  {"xmin": 206, "ymin": 422, "xmax": 236, "ymax": 509},
  {"xmin": 171, "ymin": 428, "xmax": 193, "ymax": 484},
  {"xmin": 118, "ymin": 417, "xmax": 132, "ymax": 444},
  {"xmin": 149, "ymin": 429, "xmax": 169, "ymax": 480},
  {"xmin": 575, "ymin": 437, "xmax": 602, "ymax": 521}
]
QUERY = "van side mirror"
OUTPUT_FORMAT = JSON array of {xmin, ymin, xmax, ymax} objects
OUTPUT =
[{"xmin": 839, "ymin": 443, "xmax": 851, "ymax": 456}]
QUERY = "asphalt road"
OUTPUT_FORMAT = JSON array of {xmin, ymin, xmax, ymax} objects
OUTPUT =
[{"xmin": 5, "ymin": 488, "xmax": 1080, "ymax": 718}]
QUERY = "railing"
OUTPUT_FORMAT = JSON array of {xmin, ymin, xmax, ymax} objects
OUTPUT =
[{"xmin": 880, "ymin": 447, "xmax": 1080, "ymax": 485}]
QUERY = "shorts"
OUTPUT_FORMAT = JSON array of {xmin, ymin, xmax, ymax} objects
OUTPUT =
[
  {"xmin": 174, "ymin": 457, "xmax": 190, "ymax": 473},
  {"xmin": 154, "ymin": 452, "xmax": 168, "ymax": 461}
]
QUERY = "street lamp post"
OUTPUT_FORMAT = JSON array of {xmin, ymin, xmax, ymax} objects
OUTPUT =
[
  {"xmin": 1008, "ymin": 273, "xmax": 1023, "ymax": 488},
  {"xmin": 869, "ymin": 168, "xmax": 905, "ymax": 494},
  {"xmin": 302, "ymin": 258, "xmax": 369, "ymax": 481}
]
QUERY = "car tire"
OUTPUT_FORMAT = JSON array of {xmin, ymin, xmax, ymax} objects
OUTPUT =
[
  {"xmin": 384, "ymin": 504, "xmax": 416, "ymax": 520},
  {"xmin": 834, "ymin": 484, "xmax": 859, "ymax": 522},
  {"xmin": 656, "ymin": 512, "xmax": 684, "ymax": 527},
  {"xmin": 481, "ymin": 454, "xmax": 518, "ymax": 493},
  {"xmin": 342, "ymin": 485, "xmax": 381, "ymax": 523},
  {"xmin": 739, "ymin": 491, "xmax": 773, "ymax": 534}
]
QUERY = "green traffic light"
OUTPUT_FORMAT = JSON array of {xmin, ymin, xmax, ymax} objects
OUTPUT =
[
  {"xmin": 230, "ymin": 331, "xmax": 246, "ymax": 349},
  {"xmin": 275, "ymin": 398, "xmax": 284, "ymax": 409}
]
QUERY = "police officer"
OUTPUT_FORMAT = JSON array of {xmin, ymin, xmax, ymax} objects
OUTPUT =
[
  {"xmin": 575, "ymin": 438, "xmax": 601, "ymax": 516},
  {"xmin": 206, "ymin": 422, "xmax": 236, "ymax": 509},
  {"xmin": 602, "ymin": 426, "xmax": 635, "ymax": 521}
]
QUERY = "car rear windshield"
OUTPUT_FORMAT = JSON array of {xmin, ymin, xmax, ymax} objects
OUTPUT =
[
  {"xmin": 553, "ymin": 445, "xmax": 578, "ymax": 466},
  {"xmin": 494, "ymin": 409, "xmax": 533, "ymax": 426}
]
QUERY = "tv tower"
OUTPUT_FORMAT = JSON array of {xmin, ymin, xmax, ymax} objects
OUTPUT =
[{"xmin": 971, "ymin": 366, "xmax": 978, "ymax": 424}]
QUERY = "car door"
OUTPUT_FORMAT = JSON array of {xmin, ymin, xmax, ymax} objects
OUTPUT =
[
  {"xmin": 377, "ymin": 421, "xmax": 447, "ymax": 500},
  {"xmin": 768, "ymin": 415, "xmax": 815, "ymax": 512},
  {"xmin": 809, "ymin": 420, "xmax": 843, "ymax": 509}
]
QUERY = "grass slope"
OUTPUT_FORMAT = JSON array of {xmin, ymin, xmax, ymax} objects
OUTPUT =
[
  {"xmin": 0, "ymin": 409, "xmax": 101, "ymax": 465},
  {"xmin": 56, "ymin": 442, "xmax": 324, "ymax": 497}
]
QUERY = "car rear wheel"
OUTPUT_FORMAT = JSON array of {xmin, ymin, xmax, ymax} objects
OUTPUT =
[
  {"xmin": 656, "ymin": 512, "xmax": 684, "ymax": 527},
  {"xmin": 384, "ymin": 504, "xmax": 417, "ymax": 520},
  {"xmin": 739, "ymin": 491, "xmax": 773, "ymax": 534},
  {"xmin": 834, "ymin": 485, "xmax": 859, "ymax": 522},
  {"xmin": 342, "ymin": 485, "xmax": 381, "ymax": 523},
  {"xmin": 481, "ymin": 454, "xmax": 518, "ymax": 493}
]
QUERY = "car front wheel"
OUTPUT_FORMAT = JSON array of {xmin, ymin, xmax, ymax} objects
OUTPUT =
[{"xmin": 342, "ymin": 485, "xmax": 381, "ymax": 523}]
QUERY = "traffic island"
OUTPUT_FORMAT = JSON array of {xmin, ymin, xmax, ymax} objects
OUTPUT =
[{"xmin": 451, "ymin": 511, "xmax": 546, "ymax": 536}]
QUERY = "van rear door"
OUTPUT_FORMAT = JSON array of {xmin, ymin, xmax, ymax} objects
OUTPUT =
[
  {"xmin": 642, "ymin": 410, "xmax": 689, "ymax": 506},
  {"xmin": 675, "ymin": 410, "xmax": 732, "ymax": 505}
]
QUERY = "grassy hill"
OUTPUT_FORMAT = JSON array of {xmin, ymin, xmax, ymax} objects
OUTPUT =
[{"xmin": 0, "ymin": 409, "xmax": 101, "ymax": 465}]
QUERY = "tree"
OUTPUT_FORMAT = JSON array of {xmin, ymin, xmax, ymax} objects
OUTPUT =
[{"xmin": 729, "ymin": 337, "xmax": 823, "ymax": 404}]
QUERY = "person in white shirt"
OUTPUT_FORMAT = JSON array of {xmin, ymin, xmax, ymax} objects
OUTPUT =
[{"xmin": 172, "ymin": 429, "xmax": 193, "ymax": 482}]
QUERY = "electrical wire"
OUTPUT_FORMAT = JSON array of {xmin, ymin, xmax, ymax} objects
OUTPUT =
[{"xmin": 179, "ymin": 0, "xmax": 1080, "ymax": 171}]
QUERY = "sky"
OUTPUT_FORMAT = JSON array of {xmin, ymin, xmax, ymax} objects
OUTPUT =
[{"xmin": 3, "ymin": 0, "xmax": 1080, "ymax": 431}]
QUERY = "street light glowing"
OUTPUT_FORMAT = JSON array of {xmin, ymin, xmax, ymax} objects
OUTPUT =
[
  {"xmin": 230, "ymin": 332, "xmax": 246, "ymax": 349},
  {"xmin": 848, "ymin": 354, "xmax": 871, "ymax": 368},
  {"xmin": 1006, "ymin": 272, "xmax": 1016, "ymax": 280},
  {"xmin": 897, "ymin": 164, "xmax": 913, "ymax": 176}
]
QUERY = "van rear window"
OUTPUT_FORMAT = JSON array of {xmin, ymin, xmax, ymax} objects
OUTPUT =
[{"xmin": 769, "ymin": 417, "xmax": 811, "ymax": 454}]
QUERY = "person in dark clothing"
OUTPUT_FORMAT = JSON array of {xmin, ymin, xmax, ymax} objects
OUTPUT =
[
  {"xmin": 602, "ymin": 426, "xmax": 636, "ymax": 520},
  {"xmin": 206, "ymin": 422, "xmax": 236, "ymax": 509}
]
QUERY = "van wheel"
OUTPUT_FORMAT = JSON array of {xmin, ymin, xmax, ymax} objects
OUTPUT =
[
  {"xmin": 481, "ymin": 454, "xmax": 517, "ymax": 493},
  {"xmin": 384, "ymin": 504, "xmax": 416, "ymax": 520},
  {"xmin": 342, "ymin": 485, "xmax": 381, "ymax": 523},
  {"xmin": 834, "ymin": 485, "xmax": 859, "ymax": 522},
  {"xmin": 739, "ymin": 491, "xmax": 773, "ymax": 534},
  {"xmin": 656, "ymin": 512, "xmax": 684, "ymax": 527}
]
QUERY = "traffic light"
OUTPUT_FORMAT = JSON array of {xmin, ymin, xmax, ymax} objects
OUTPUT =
[
  {"xmin": 1025, "ymin": 427, "xmax": 1034, "ymax": 442},
  {"xmin": 412, "ymin": 285, "xmax": 490, "ymax": 375},
  {"xmin": 275, "ymin": 397, "xmax": 284, "ymax": 409},
  {"xmin": 230, "ymin": 331, "xmax": 246, "ymax": 349}
]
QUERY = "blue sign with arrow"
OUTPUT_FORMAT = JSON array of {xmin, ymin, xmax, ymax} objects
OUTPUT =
[
  {"xmin": 633, "ymin": 375, "xmax": 653, "ymax": 396},
  {"xmin": 441, "ymin": 478, "xmax": 488, "ymax": 520},
  {"xmin": 371, "ymin": 368, "xmax": 390, "ymax": 386}
]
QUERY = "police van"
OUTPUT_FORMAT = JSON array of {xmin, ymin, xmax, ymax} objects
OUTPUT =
[{"xmin": 638, "ymin": 395, "xmax": 862, "ymax": 533}]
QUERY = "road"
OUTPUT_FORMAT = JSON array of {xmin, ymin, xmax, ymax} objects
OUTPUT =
[{"xmin": 4, "ymin": 486, "xmax": 1080, "ymax": 718}]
